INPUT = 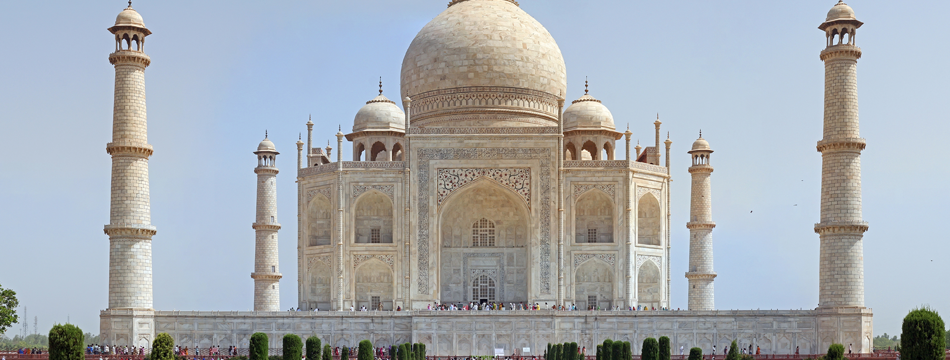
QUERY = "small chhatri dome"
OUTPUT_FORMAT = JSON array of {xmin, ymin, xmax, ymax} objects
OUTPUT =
[
  {"xmin": 562, "ymin": 82, "xmax": 615, "ymax": 132},
  {"xmin": 826, "ymin": 0, "xmax": 856, "ymax": 22},
  {"xmin": 257, "ymin": 133, "xmax": 277, "ymax": 152},
  {"xmin": 352, "ymin": 89, "xmax": 406, "ymax": 133}
]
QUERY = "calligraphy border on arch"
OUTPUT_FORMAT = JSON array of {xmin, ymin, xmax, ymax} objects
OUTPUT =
[
  {"xmin": 352, "ymin": 254, "xmax": 396, "ymax": 270},
  {"xmin": 572, "ymin": 253, "xmax": 616, "ymax": 267},
  {"xmin": 636, "ymin": 186, "xmax": 661, "ymax": 201},
  {"xmin": 305, "ymin": 186, "xmax": 332, "ymax": 204},
  {"xmin": 352, "ymin": 184, "xmax": 395, "ymax": 201},
  {"xmin": 572, "ymin": 183, "xmax": 617, "ymax": 199},
  {"xmin": 437, "ymin": 168, "xmax": 531, "ymax": 209},
  {"xmin": 417, "ymin": 147, "xmax": 553, "ymax": 295},
  {"xmin": 636, "ymin": 254, "xmax": 662, "ymax": 270}
]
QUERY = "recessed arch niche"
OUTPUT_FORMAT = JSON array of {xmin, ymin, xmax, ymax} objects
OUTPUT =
[
  {"xmin": 574, "ymin": 190, "xmax": 613, "ymax": 243},
  {"xmin": 438, "ymin": 181, "xmax": 529, "ymax": 304},
  {"xmin": 307, "ymin": 194, "xmax": 332, "ymax": 246},
  {"xmin": 637, "ymin": 193, "xmax": 661, "ymax": 246},
  {"xmin": 353, "ymin": 191, "xmax": 393, "ymax": 244}
]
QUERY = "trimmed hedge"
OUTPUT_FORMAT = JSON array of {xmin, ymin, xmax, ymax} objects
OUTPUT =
[
  {"xmin": 322, "ymin": 345, "xmax": 332, "ymax": 360},
  {"xmin": 611, "ymin": 341, "xmax": 623, "ymax": 360},
  {"xmin": 283, "ymin": 334, "xmax": 303, "ymax": 360},
  {"xmin": 358, "ymin": 340, "xmax": 373, "ymax": 360},
  {"xmin": 642, "ymin": 338, "xmax": 659, "ymax": 360},
  {"xmin": 48, "ymin": 324, "xmax": 84, "ymax": 360},
  {"xmin": 398, "ymin": 343, "xmax": 409, "ymax": 360},
  {"xmin": 306, "ymin": 337, "xmax": 322, "ymax": 360},
  {"xmin": 151, "ymin": 333, "xmax": 174, "ymax": 360},
  {"xmin": 341, "ymin": 346, "xmax": 350, "ymax": 360},
  {"xmin": 603, "ymin": 340, "xmax": 613, "ymax": 360},
  {"xmin": 902, "ymin": 307, "xmax": 946, "ymax": 360},
  {"xmin": 250, "ymin": 333, "xmax": 269, "ymax": 360},
  {"xmin": 688, "ymin": 348, "xmax": 702, "ymax": 360},
  {"xmin": 658, "ymin": 337, "xmax": 670, "ymax": 360}
]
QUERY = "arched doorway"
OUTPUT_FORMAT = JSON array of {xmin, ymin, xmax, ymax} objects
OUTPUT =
[
  {"xmin": 353, "ymin": 191, "xmax": 393, "ymax": 244},
  {"xmin": 638, "ymin": 260, "xmax": 661, "ymax": 309},
  {"xmin": 471, "ymin": 275, "xmax": 496, "ymax": 305},
  {"xmin": 574, "ymin": 259, "xmax": 613, "ymax": 310},
  {"xmin": 637, "ymin": 194, "xmax": 661, "ymax": 246},
  {"xmin": 574, "ymin": 190, "xmax": 613, "ymax": 243},
  {"xmin": 439, "ymin": 181, "xmax": 529, "ymax": 304},
  {"xmin": 307, "ymin": 194, "xmax": 332, "ymax": 246},
  {"xmin": 355, "ymin": 260, "xmax": 394, "ymax": 310}
]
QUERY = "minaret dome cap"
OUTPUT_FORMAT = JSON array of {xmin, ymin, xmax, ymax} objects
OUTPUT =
[
  {"xmin": 115, "ymin": 7, "xmax": 146, "ymax": 28},
  {"xmin": 826, "ymin": 1, "xmax": 856, "ymax": 22},
  {"xmin": 689, "ymin": 136, "xmax": 712, "ymax": 152},
  {"xmin": 257, "ymin": 137, "xmax": 277, "ymax": 152}
]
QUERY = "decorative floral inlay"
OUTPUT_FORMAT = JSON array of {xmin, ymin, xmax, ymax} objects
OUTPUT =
[
  {"xmin": 353, "ymin": 185, "xmax": 395, "ymax": 201},
  {"xmin": 636, "ymin": 255, "xmax": 662, "ymax": 270},
  {"xmin": 437, "ymin": 168, "xmax": 530, "ymax": 207},
  {"xmin": 572, "ymin": 184, "xmax": 616, "ymax": 199},
  {"xmin": 306, "ymin": 187, "xmax": 332, "ymax": 203},
  {"xmin": 417, "ymin": 148, "xmax": 553, "ymax": 295},
  {"xmin": 353, "ymin": 254, "xmax": 395, "ymax": 270},
  {"xmin": 573, "ymin": 253, "xmax": 616, "ymax": 267}
]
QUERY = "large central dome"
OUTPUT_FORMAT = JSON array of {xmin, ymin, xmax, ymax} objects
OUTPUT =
[{"xmin": 400, "ymin": 0, "xmax": 568, "ymax": 128}]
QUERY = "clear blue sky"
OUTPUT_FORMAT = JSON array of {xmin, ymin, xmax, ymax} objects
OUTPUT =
[{"xmin": 0, "ymin": 0, "xmax": 947, "ymax": 339}]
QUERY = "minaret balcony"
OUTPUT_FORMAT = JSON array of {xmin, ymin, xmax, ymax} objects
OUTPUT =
[
  {"xmin": 109, "ymin": 50, "xmax": 151, "ymax": 66},
  {"xmin": 820, "ymin": 45, "xmax": 862, "ymax": 61},
  {"xmin": 686, "ymin": 221, "xmax": 716, "ymax": 230}
]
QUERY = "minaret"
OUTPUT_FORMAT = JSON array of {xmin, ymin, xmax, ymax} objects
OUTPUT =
[
  {"xmin": 816, "ymin": 0, "xmax": 867, "ymax": 309},
  {"xmin": 104, "ymin": 3, "xmax": 155, "ymax": 312},
  {"xmin": 252, "ymin": 133, "xmax": 281, "ymax": 311},
  {"xmin": 686, "ymin": 133, "xmax": 716, "ymax": 310}
]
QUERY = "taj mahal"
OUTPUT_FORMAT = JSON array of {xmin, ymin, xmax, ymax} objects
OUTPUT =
[{"xmin": 99, "ymin": 0, "xmax": 874, "ymax": 356}]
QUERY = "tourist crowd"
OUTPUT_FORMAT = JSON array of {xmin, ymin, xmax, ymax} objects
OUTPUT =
[
  {"xmin": 288, "ymin": 303, "xmax": 680, "ymax": 312},
  {"xmin": 85, "ymin": 344, "xmax": 145, "ymax": 356}
]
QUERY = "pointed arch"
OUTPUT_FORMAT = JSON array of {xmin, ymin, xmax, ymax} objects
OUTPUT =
[
  {"xmin": 574, "ymin": 189, "xmax": 614, "ymax": 243},
  {"xmin": 637, "ymin": 260, "xmax": 661, "ymax": 307},
  {"xmin": 307, "ymin": 258, "xmax": 332, "ymax": 310},
  {"xmin": 370, "ymin": 141, "xmax": 387, "ymax": 161},
  {"xmin": 637, "ymin": 193, "xmax": 661, "ymax": 246},
  {"xmin": 354, "ymin": 258, "xmax": 394, "ymax": 310},
  {"xmin": 581, "ymin": 140, "xmax": 598, "ymax": 160},
  {"xmin": 307, "ymin": 194, "xmax": 332, "ymax": 246},
  {"xmin": 574, "ymin": 258, "xmax": 613, "ymax": 310},
  {"xmin": 565, "ymin": 142, "xmax": 577, "ymax": 161},
  {"xmin": 392, "ymin": 142, "xmax": 404, "ymax": 161},
  {"xmin": 355, "ymin": 142, "xmax": 366, "ymax": 161},
  {"xmin": 353, "ymin": 190, "xmax": 393, "ymax": 244},
  {"xmin": 603, "ymin": 142, "xmax": 614, "ymax": 160}
]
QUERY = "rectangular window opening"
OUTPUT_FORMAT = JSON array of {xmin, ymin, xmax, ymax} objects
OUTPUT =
[
  {"xmin": 588, "ymin": 295, "xmax": 597, "ymax": 308},
  {"xmin": 371, "ymin": 228, "xmax": 381, "ymax": 244},
  {"xmin": 271, "ymin": 266, "xmax": 276, "ymax": 273},
  {"xmin": 371, "ymin": 296, "xmax": 381, "ymax": 310},
  {"xmin": 588, "ymin": 228, "xmax": 597, "ymax": 243}
]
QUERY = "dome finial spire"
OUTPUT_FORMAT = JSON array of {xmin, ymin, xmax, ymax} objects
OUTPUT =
[
  {"xmin": 265, "ymin": 130, "xmax": 268, "ymax": 139},
  {"xmin": 128, "ymin": 0, "xmax": 132, "ymax": 8},
  {"xmin": 379, "ymin": 77, "xmax": 383, "ymax": 95},
  {"xmin": 699, "ymin": 129, "xmax": 702, "ymax": 138},
  {"xmin": 584, "ymin": 77, "xmax": 589, "ymax": 95}
]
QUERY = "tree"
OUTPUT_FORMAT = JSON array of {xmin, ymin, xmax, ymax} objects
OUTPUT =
[
  {"xmin": 596, "ymin": 345, "xmax": 603, "ymax": 360},
  {"xmin": 642, "ymin": 338, "xmax": 659, "ymax": 360},
  {"xmin": 48, "ymin": 324, "xmax": 83, "ymax": 360},
  {"xmin": 0, "ymin": 284, "xmax": 18, "ymax": 336},
  {"xmin": 322, "ymin": 344, "xmax": 332, "ymax": 360},
  {"xmin": 901, "ymin": 307, "xmax": 946, "ymax": 360},
  {"xmin": 416, "ymin": 343, "xmax": 426, "ymax": 360},
  {"xmin": 398, "ymin": 343, "xmax": 409, "ymax": 360},
  {"xmin": 284, "ymin": 334, "xmax": 303, "ymax": 360},
  {"xmin": 623, "ymin": 341, "xmax": 631, "ymax": 360},
  {"xmin": 611, "ymin": 341, "xmax": 623, "ymax": 360},
  {"xmin": 341, "ymin": 346, "xmax": 350, "ymax": 360},
  {"xmin": 688, "ymin": 348, "xmax": 703, "ymax": 360},
  {"xmin": 152, "ymin": 333, "xmax": 174, "ymax": 360},
  {"xmin": 658, "ymin": 337, "xmax": 671, "ymax": 360},
  {"xmin": 725, "ymin": 341, "xmax": 739, "ymax": 360},
  {"xmin": 826, "ymin": 344, "xmax": 844, "ymax": 360},
  {"xmin": 603, "ymin": 340, "xmax": 613, "ymax": 360},
  {"xmin": 358, "ymin": 340, "xmax": 373, "ymax": 360},
  {"xmin": 306, "ymin": 337, "xmax": 322, "ymax": 360},
  {"xmin": 250, "ymin": 333, "xmax": 269, "ymax": 360}
]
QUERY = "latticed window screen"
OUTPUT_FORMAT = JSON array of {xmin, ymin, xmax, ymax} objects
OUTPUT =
[
  {"xmin": 472, "ymin": 218, "xmax": 496, "ymax": 247},
  {"xmin": 588, "ymin": 228, "xmax": 598, "ymax": 243},
  {"xmin": 371, "ymin": 296, "xmax": 381, "ymax": 310},
  {"xmin": 588, "ymin": 295, "xmax": 597, "ymax": 308},
  {"xmin": 472, "ymin": 275, "xmax": 496, "ymax": 301},
  {"xmin": 371, "ymin": 228, "xmax": 381, "ymax": 244}
]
